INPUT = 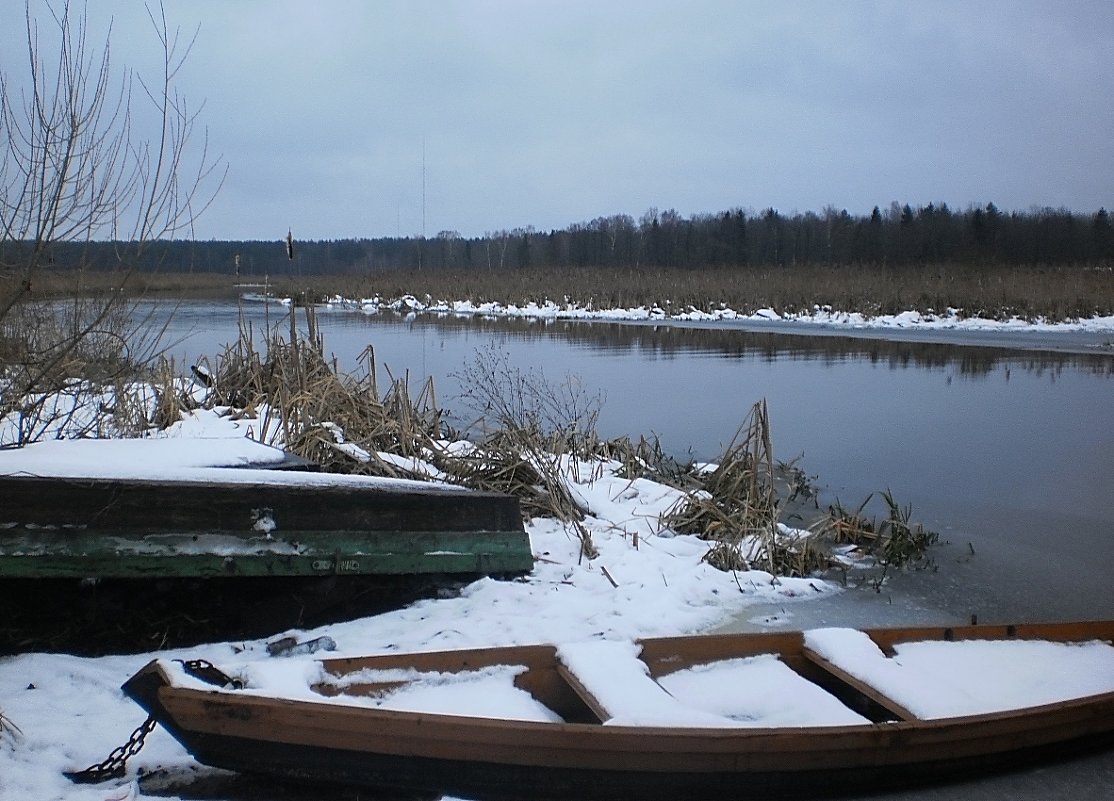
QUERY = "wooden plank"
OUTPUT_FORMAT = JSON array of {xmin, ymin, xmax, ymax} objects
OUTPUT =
[
  {"xmin": 323, "ymin": 643, "xmax": 557, "ymax": 676},
  {"xmin": 638, "ymin": 630, "xmax": 806, "ymax": 678},
  {"xmin": 554, "ymin": 663, "xmax": 611, "ymax": 723},
  {"xmin": 866, "ymin": 620, "xmax": 1114, "ymax": 654},
  {"xmin": 0, "ymin": 546, "xmax": 532, "ymax": 578},
  {"xmin": 801, "ymin": 646, "xmax": 920, "ymax": 721},
  {"xmin": 0, "ymin": 475, "xmax": 522, "ymax": 533}
]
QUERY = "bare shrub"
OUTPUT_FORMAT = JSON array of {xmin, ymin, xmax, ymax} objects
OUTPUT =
[
  {"xmin": 447, "ymin": 348, "xmax": 606, "ymax": 557},
  {"xmin": 0, "ymin": 0, "xmax": 224, "ymax": 444}
]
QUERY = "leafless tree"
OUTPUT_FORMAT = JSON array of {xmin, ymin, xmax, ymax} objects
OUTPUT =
[{"xmin": 0, "ymin": 0, "xmax": 225, "ymax": 444}]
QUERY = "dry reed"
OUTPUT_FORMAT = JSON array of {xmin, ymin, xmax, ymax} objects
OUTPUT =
[
  {"xmin": 662, "ymin": 401, "xmax": 935, "ymax": 579},
  {"xmin": 198, "ymin": 306, "xmax": 443, "ymax": 480},
  {"xmin": 0, "ymin": 708, "xmax": 20, "ymax": 739},
  {"xmin": 663, "ymin": 400, "xmax": 794, "ymax": 574}
]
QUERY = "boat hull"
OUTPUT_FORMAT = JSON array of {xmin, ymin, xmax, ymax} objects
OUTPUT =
[
  {"xmin": 122, "ymin": 622, "xmax": 1114, "ymax": 800},
  {"xmin": 137, "ymin": 725, "xmax": 1114, "ymax": 800}
]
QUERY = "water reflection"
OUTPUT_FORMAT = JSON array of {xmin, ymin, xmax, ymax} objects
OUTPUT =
[{"xmin": 327, "ymin": 311, "xmax": 1114, "ymax": 378}]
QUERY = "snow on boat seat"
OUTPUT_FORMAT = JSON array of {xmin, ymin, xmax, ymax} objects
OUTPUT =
[
  {"xmin": 340, "ymin": 665, "xmax": 563, "ymax": 723},
  {"xmin": 803, "ymin": 627, "xmax": 1114, "ymax": 720},
  {"xmin": 556, "ymin": 640, "xmax": 868, "ymax": 727},
  {"xmin": 166, "ymin": 658, "xmax": 564, "ymax": 724},
  {"xmin": 656, "ymin": 653, "xmax": 869, "ymax": 726}
]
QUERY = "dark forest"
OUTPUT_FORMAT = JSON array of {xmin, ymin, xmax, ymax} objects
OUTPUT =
[{"xmin": 11, "ymin": 202, "xmax": 1112, "ymax": 278}]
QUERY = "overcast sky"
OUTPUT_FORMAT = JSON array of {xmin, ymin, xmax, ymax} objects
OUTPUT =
[{"xmin": 3, "ymin": 1, "xmax": 1112, "ymax": 241}]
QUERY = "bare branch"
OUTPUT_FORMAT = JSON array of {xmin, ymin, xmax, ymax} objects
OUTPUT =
[{"xmin": 0, "ymin": 0, "xmax": 225, "ymax": 443}]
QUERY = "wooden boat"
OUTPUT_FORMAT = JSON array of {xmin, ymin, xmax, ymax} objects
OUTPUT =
[
  {"xmin": 122, "ymin": 620, "xmax": 1114, "ymax": 799},
  {"xmin": 0, "ymin": 472, "xmax": 530, "ymax": 652},
  {"xmin": 0, "ymin": 473, "xmax": 530, "ymax": 580}
]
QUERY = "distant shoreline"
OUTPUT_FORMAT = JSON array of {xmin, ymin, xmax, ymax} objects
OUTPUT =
[{"xmin": 14, "ymin": 267, "xmax": 1114, "ymax": 352}]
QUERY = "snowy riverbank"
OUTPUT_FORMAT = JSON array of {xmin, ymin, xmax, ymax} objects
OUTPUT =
[
  {"xmin": 254, "ymin": 291, "xmax": 1114, "ymax": 337},
  {"xmin": 0, "ymin": 405, "xmax": 840, "ymax": 801}
]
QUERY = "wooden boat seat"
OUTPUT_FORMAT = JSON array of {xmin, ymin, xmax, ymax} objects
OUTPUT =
[
  {"xmin": 801, "ymin": 642, "xmax": 920, "ymax": 721},
  {"xmin": 802, "ymin": 627, "xmax": 1114, "ymax": 722},
  {"xmin": 556, "ymin": 640, "xmax": 736, "ymax": 726}
]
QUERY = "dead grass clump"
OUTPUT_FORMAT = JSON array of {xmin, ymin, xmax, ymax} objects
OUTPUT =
[
  {"xmin": 761, "ymin": 535, "xmax": 835, "ymax": 578},
  {"xmin": 665, "ymin": 402, "xmax": 934, "ymax": 580},
  {"xmin": 702, "ymin": 540, "xmax": 750, "ymax": 572},
  {"xmin": 819, "ymin": 491, "xmax": 939, "ymax": 589},
  {"xmin": 600, "ymin": 434, "xmax": 703, "ymax": 491},
  {"xmin": 435, "ymin": 432, "xmax": 572, "ymax": 521},
  {"xmin": 663, "ymin": 400, "xmax": 785, "ymax": 574},
  {"xmin": 826, "ymin": 497, "xmax": 877, "ymax": 546},
  {"xmin": 198, "ymin": 306, "xmax": 443, "ymax": 479},
  {"xmin": 876, "ymin": 490, "xmax": 939, "ymax": 568}
]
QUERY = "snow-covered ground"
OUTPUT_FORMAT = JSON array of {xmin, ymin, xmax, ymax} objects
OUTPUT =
[
  {"xmin": 0, "ymin": 405, "xmax": 837, "ymax": 800},
  {"xmin": 4, "ymin": 406, "xmax": 1113, "ymax": 801}
]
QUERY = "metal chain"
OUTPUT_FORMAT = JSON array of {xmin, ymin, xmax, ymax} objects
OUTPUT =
[
  {"xmin": 65, "ymin": 714, "xmax": 157, "ymax": 784},
  {"xmin": 177, "ymin": 658, "xmax": 245, "ymax": 688},
  {"xmin": 65, "ymin": 659, "xmax": 242, "ymax": 784}
]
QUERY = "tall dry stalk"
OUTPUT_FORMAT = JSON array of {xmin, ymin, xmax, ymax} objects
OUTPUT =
[
  {"xmin": 662, "ymin": 400, "xmax": 786, "ymax": 573},
  {"xmin": 0, "ymin": 707, "xmax": 20, "ymax": 739}
]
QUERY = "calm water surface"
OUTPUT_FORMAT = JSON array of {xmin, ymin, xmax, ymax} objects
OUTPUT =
[
  {"xmin": 150, "ymin": 300, "xmax": 1114, "ymax": 800},
  {"xmin": 155, "ymin": 301, "xmax": 1114, "ymax": 621}
]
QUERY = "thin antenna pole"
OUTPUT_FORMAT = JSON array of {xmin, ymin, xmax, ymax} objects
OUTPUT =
[
  {"xmin": 419, "ymin": 136, "xmax": 426, "ymax": 271},
  {"xmin": 421, "ymin": 136, "xmax": 427, "ymax": 239}
]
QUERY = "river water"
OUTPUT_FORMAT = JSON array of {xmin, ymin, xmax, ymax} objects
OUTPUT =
[{"xmin": 150, "ymin": 299, "xmax": 1114, "ymax": 800}]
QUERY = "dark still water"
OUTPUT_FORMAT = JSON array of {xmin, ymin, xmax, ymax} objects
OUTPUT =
[{"xmin": 151, "ymin": 300, "xmax": 1114, "ymax": 800}]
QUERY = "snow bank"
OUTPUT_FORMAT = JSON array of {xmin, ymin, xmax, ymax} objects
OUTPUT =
[{"xmin": 355, "ymin": 296, "xmax": 1114, "ymax": 334}]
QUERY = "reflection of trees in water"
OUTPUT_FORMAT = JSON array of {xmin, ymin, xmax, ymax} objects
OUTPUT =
[{"xmin": 364, "ymin": 312, "xmax": 1114, "ymax": 379}]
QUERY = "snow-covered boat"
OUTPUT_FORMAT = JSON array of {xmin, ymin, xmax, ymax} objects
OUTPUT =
[{"xmin": 122, "ymin": 620, "xmax": 1114, "ymax": 799}]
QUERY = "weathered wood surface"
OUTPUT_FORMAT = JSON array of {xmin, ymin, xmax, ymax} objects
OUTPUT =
[{"xmin": 0, "ymin": 474, "xmax": 532, "ymax": 578}]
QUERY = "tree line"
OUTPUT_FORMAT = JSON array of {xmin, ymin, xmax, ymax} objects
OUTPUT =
[{"xmin": 13, "ymin": 202, "xmax": 1112, "ymax": 277}]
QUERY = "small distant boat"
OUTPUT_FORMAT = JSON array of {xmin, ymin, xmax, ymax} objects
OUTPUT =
[
  {"xmin": 239, "ymin": 291, "xmax": 289, "ymax": 305},
  {"xmin": 123, "ymin": 620, "xmax": 1114, "ymax": 800},
  {"xmin": 235, "ymin": 280, "xmax": 289, "ymax": 305}
]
